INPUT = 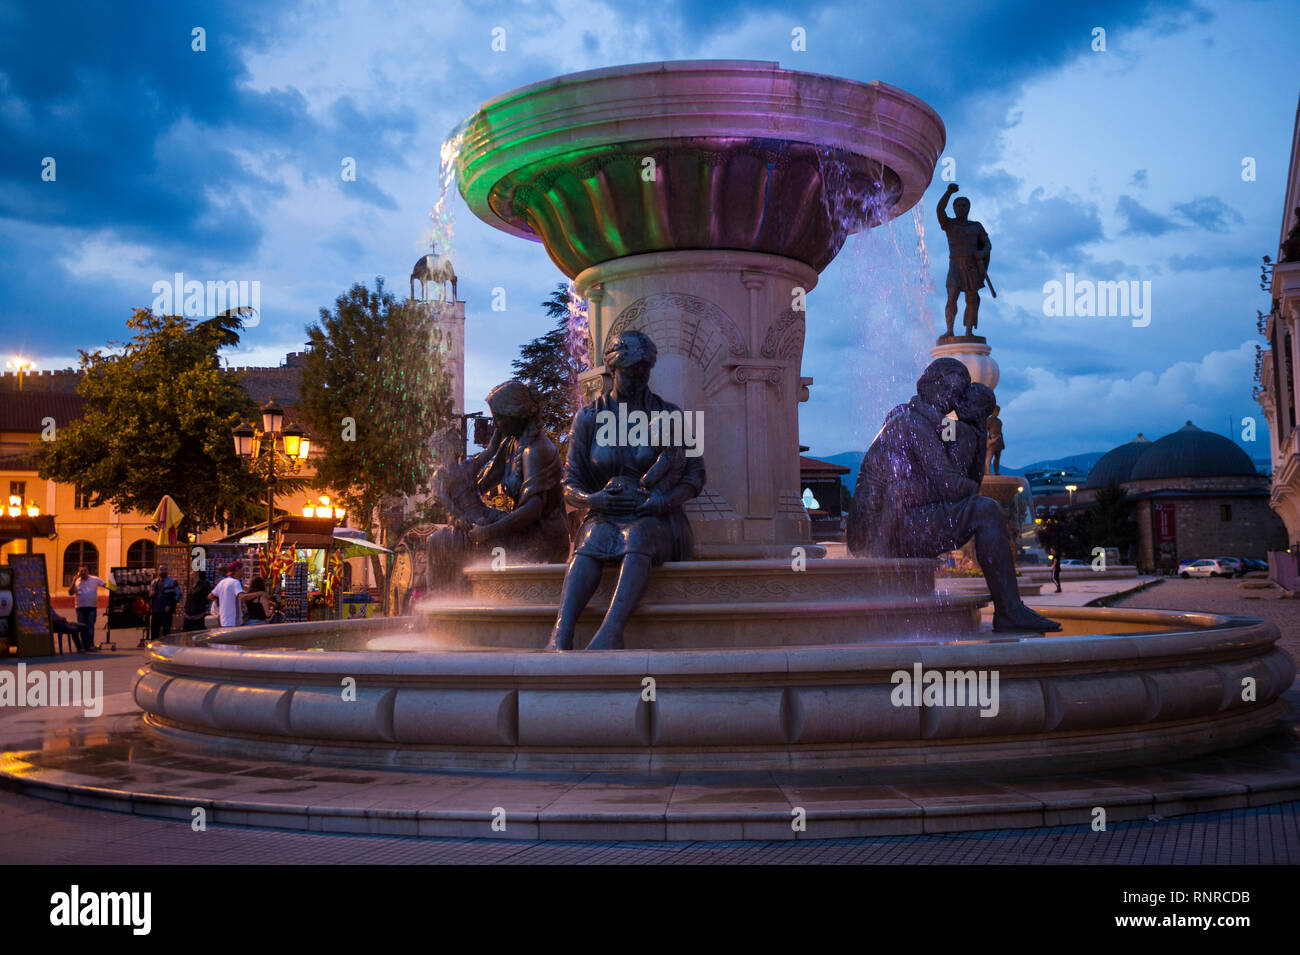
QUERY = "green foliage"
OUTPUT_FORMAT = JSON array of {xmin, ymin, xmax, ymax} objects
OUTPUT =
[
  {"xmin": 296, "ymin": 278, "xmax": 453, "ymax": 535},
  {"xmin": 1036, "ymin": 508, "xmax": 1090, "ymax": 559},
  {"xmin": 35, "ymin": 308, "xmax": 267, "ymax": 532},
  {"xmin": 1087, "ymin": 481, "xmax": 1137, "ymax": 557},
  {"xmin": 511, "ymin": 282, "xmax": 584, "ymax": 453}
]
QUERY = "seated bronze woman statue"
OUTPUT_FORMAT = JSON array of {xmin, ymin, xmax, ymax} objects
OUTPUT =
[
  {"xmin": 546, "ymin": 330, "xmax": 705, "ymax": 651},
  {"xmin": 423, "ymin": 380, "xmax": 570, "ymax": 592}
]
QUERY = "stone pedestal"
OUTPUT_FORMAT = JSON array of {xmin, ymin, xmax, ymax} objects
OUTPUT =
[
  {"xmin": 575, "ymin": 250, "xmax": 818, "ymax": 557},
  {"xmin": 931, "ymin": 334, "xmax": 999, "ymax": 389}
]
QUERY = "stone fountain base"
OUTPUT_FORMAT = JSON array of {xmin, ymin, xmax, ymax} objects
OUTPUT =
[
  {"xmin": 131, "ymin": 606, "xmax": 1294, "ymax": 775},
  {"xmin": 416, "ymin": 558, "xmax": 984, "ymax": 649}
]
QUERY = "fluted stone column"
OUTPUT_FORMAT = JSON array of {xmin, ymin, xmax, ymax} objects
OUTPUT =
[{"xmin": 575, "ymin": 250, "xmax": 817, "ymax": 557}]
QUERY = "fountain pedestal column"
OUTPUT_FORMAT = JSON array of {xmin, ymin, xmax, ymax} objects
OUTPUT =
[{"xmin": 576, "ymin": 250, "xmax": 818, "ymax": 558}]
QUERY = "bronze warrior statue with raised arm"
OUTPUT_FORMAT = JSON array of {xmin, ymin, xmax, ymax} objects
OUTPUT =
[{"xmin": 937, "ymin": 183, "xmax": 992, "ymax": 338}]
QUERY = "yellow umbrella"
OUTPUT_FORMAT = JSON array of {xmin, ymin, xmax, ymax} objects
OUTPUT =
[{"xmin": 150, "ymin": 495, "xmax": 184, "ymax": 545}]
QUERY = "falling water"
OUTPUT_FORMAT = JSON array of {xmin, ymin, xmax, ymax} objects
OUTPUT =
[
  {"xmin": 564, "ymin": 282, "xmax": 592, "ymax": 404},
  {"xmin": 838, "ymin": 200, "xmax": 937, "ymax": 448},
  {"xmin": 426, "ymin": 121, "xmax": 469, "ymax": 267}
]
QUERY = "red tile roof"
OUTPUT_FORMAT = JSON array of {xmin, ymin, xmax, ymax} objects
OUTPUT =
[
  {"xmin": 799, "ymin": 455, "xmax": 850, "ymax": 474},
  {"xmin": 0, "ymin": 393, "xmax": 86, "ymax": 432}
]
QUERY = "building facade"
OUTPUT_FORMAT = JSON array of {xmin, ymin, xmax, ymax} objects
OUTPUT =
[
  {"xmin": 1257, "ymin": 94, "xmax": 1300, "ymax": 584},
  {"xmin": 1078, "ymin": 423, "xmax": 1284, "ymax": 570}
]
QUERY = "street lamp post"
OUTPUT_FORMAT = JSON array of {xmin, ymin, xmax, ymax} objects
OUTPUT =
[
  {"xmin": 232, "ymin": 398, "xmax": 311, "ymax": 556},
  {"xmin": 8, "ymin": 356, "xmax": 32, "ymax": 391},
  {"xmin": 1066, "ymin": 484, "xmax": 1078, "ymax": 507}
]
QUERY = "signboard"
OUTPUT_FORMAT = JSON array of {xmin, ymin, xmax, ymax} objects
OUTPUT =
[
  {"xmin": 7, "ymin": 553, "xmax": 55, "ymax": 657},
  {"xmin": 1152, "ymin": 502, "xmax": 1178, "ymax": 570}
]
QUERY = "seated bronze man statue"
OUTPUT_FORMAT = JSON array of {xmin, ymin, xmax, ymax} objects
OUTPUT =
[{"xmin": 848, "ymin": 357, "xmax": 1059, "ymax": 632}]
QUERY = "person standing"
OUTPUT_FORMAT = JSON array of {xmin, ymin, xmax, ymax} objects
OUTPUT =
[
  {"xmin": 1051, "ymin": 548, "xmax": 1062, "ymax": 593},
  {"xmin": 68, "ymin": 565, "xmax": 111, "ymax": 650},
  {"xmin": 238, "ymin": 577, "xmax": 275, "ymax": 625},
  {"xmin": 146, "ymin": 565, "xmax": 182, "ymax": 645},
  {"xmin": 182, "ymin": 570, "xmax": 213, "ymax": 632},
  {"xmin": 209, "ymin": 562, "xmax": 245, "ymax": 629}
]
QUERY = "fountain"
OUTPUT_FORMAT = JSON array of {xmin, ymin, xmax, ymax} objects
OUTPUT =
[{"xmin": 101, "ymin": 62, "xmax": 1298, "ymax": 836}]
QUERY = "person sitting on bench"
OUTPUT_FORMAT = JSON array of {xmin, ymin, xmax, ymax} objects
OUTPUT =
[{"xmin": 51, "ymin": 611, "xmax": 94, "ymax": 653}]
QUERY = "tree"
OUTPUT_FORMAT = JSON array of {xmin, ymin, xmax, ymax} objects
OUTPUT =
[
  {"xmin": 511, "ymin": 282, "xmax": 587, "ymax": 454},
  {"xmin": 297, "ymin": 278, "xmax": 454, "ymax": 586},
  {"xmin": 36, "ymin": 308, "xmax": 268, "ymax": 532},
  {"xmin": 1036, "ymin": 508, "xmax": 1090, "ymax": 559},
  {"xmin": 1087, "ymin": 481, "xmax": 1137, "ymax": 560}
]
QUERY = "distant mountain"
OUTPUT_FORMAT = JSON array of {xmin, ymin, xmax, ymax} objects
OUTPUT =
[
  {"xmin": 810, "ymin": 448, "xmax": 1273, "ymax": 490},
  {"xmin": 810, "ymin": 449, "xmax": 1109, "ymax": 490},
  {"xmin": 1000, "ymin": 451, "xmax": 1107, "ymax": 477}
]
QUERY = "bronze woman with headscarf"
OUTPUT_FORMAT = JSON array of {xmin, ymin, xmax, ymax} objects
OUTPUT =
[
  {"xmin": 423, "ymin": 380, "xmax": 570, "ymax": 590},
  {"xmin": 546, "ymin": 330, "xmax": 705, "ymax": 651}
]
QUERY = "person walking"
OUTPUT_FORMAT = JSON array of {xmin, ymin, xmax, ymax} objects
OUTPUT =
[
  {"xmin": 209, "ymin": 562, "xmax": 245, "ymax": 629},
  {"xmin": 1051, "ymin": 548, "xmax": 1062, "ymax": 593},
  {"xmin": 145, "ymin": 564, "xmax": 183, "ymax": 646},
  {"xmin": 68, "ymin": 565, "xmax": 111, "ymax": 650},
  {"xmin": 181, "ymin": 570, "xmax": 213, "ymax": 632}
]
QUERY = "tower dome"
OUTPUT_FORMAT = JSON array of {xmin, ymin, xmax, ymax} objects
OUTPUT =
[
  {"xmin": 1084, "ymin": 433, "xmax": 1151, "ymax": 488},
  {"xmin": 1127, "ymin": 422, "xmax": 1256, "ymax": 481},
  {"xmin": 411, "ymin": 253, "xmax": 457, "ymax": 302}
]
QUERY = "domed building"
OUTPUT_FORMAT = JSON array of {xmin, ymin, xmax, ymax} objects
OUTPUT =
[{"xmin": 1077, "ymin": 422, "xmax": 1284, "ymax": 571}]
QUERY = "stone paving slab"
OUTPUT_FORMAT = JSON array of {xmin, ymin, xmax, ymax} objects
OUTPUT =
[{"xmin": 2, "ymin": 702, "xmax": 1298, "ymax": 841}]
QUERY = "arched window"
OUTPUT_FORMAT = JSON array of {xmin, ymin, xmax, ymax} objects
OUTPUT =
[
  {"xmin": 63, "ymin": 540, "xmax": 99, "ymax": 586},
  {"xmin": 126, "ymin": 539, "xmax": 156, "ymax": 569}
]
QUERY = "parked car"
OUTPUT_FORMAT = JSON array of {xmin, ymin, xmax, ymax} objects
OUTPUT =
[
  {"xmin": 1213, "ymin": 557, "xmax": 1246, "ymax": 577},
  {"xmin": 1178, "ymin": 559, "xmax": 1234, "ymax": 578},
  {"xmin": 1236, "ymin": 557, "xmax": 1268, "ymax": 573}
]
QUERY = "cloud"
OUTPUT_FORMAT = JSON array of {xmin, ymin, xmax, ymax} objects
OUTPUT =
[
  {"xmin": 996, "ymin": 189, "xmax": 1105, "ymax": 264},
  {"xmin": 1116, "ymin": 194, "xmax": 1179, "ymax": 236},
  {"xmin": 1173, "ymin": 196, "xmax": 1244, "ymax": 233},
  {"xmin": 999, "ymin": 341, "xmax": 1260, "ymax": 462},
  {"xmin": 1130, "ymin": 168, "xmax": 1149, "ymax": 189}
]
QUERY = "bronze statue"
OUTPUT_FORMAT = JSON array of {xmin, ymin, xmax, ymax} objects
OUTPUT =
[
  {"xmin": 545, "ymin": 331, "xmax": 705, "ymax": 651},
  {"xmin": 986, "ymin": 403, "xmax": 1004, "ymax": 477},
  {"xmin": 848, "ymin": 358, "xmax": 1058, "ymax": 632},
  {"xmin": 937, "ymin": 183, "xmax": 992, "ymax": 338},
  {"xmin": 392, "ymin": 381, "xmax": 570, "ymax": 611},
  {"xmin": 949, "ymin": 382, "xmax": 995, "ymax": 483}
]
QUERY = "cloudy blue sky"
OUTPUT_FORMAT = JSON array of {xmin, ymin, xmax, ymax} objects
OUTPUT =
[{"xmin": 1, "ymin": 0, "xmax": 1295, "ymax": 468}]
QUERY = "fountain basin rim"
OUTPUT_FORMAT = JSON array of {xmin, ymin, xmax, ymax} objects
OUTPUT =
[{"xmin": 151, "ymin": 608, "xmax": 1280, "ymax": 681}]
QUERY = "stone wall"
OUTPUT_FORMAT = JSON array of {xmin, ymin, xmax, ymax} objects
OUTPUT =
[{"xmin": 1136, "ymin": 496, "xmax": 1287, "ymax": 567}]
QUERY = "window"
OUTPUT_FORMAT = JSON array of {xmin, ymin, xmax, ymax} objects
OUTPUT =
[
  {"xmin": 1220, "ymin": 504, "xmax": 1232, "ymax": 521},
  {"xmin": 8, "ymin": 480, "xmax": 25, "ymax": 499},
  {"xmin": 74, "ymin": 485, "xmax": 92, "ymax": 509},
  {"xmin": 62, "ymin": 540, "xmax": 99, "ymax": 586},
  {"xmin": 126, "ymin": 539, "xmax": 156, "ymax": 569}
]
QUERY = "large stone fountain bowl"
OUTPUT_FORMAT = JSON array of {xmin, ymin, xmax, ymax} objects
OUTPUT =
[
  {"xmin": 455, "ymin": 60, "xmax": 946, "ymax": 277},
  {"xmin": 134, "ymin": 606, "xmax": 1294, "ymax": 775}
]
